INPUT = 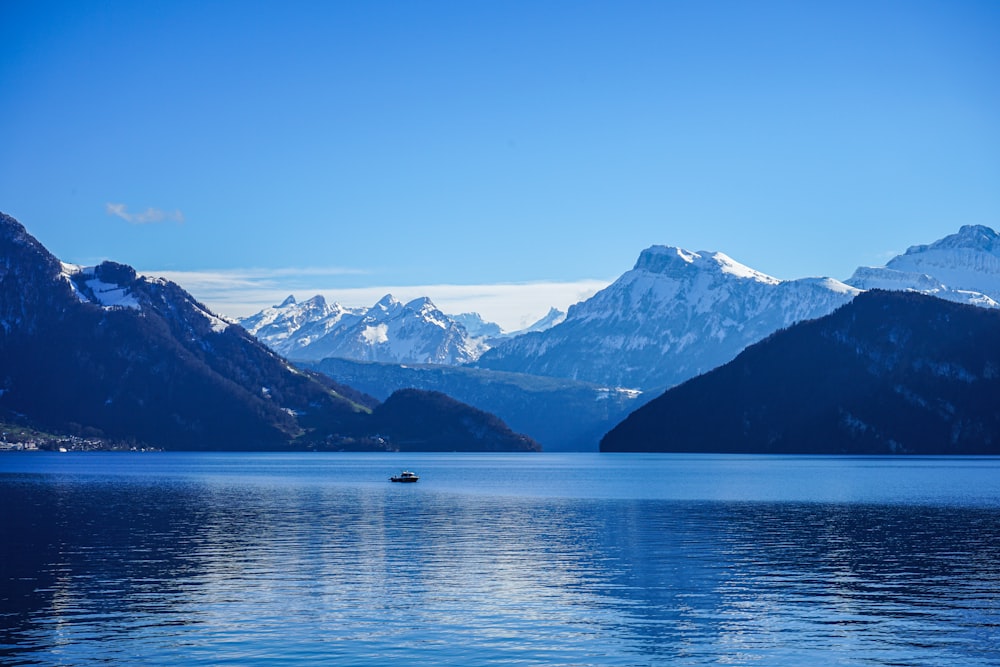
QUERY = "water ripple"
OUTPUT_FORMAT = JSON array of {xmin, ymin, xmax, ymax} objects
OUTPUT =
[{"xmin": 1, "ymin": 454, "xmax": 999, "ymax": 665}]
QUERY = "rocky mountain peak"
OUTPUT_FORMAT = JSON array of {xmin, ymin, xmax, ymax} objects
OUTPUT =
[{"xmin": 905, "ymin": 224, "xmax": 1000, "ymax": 254}]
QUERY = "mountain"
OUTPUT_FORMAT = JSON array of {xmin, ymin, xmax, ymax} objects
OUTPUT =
[
  {"xmin": 846, "ymin": 225, "xmax": 1000, "ymax": 307},
  {"xmin": 299, "ymin": 357, "xmax": 647, "ymax": 451},
  {"xmin": 448, "ymin": 312, "xmax": 503, "ymax": 339},
  {"xmin": 370, "ymin": 389, "xmax": 539, "ymax": 452},
  {"xmin": 515, "ymin": 307, "xmax": 566, "ymax": 334},
  {"xmin": 601, "ymin": 290, "xmax": 1000, "ymax": 454},
  {"xmin": 0, "ymin": 212, "xmax": 537, "ymax": 452},
  {"xmin": 475, "ymin": 246, "xmax": 859, "ymax": 390},
  {"xmin": 238, "ymin": 294, "xmax": 366, "ymax": 359},
  {"xmin": 241, "ymin": 294, "xmax": 492, "ymax": 364}
]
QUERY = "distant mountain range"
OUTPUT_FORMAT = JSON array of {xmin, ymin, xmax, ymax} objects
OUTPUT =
[
  {"xmin": 601, "ymin": 290, "xmax": 1000, "ymax": 454},
  {"xmin": 245, "ymin": 225, "xmax": 1000, "ymax": 399},
  {"xmin": 0, "ymin": 212, "xmax": 538, "ymax": 452},
  {"xmin": 240, "ymin": 294, "xmax": 564, "ymax": 364}
]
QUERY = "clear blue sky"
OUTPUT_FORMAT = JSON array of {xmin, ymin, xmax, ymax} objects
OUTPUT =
[{"xmin": 2, "ymin": 1, "xmax": 998, "ymax": 329}]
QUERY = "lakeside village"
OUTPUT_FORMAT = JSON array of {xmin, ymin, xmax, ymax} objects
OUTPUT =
[{"xmin": 0, "ymin": 428, "xmax": 160, "ymax": 453}]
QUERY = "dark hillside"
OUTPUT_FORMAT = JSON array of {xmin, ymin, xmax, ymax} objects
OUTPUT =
[
  {"xmin": 371, "ymin": 389, "xmax": 540, "ymax": 452},
  {"xmin": 602, "ymin": 291, "xmax": 1000, "ymax": 454}
]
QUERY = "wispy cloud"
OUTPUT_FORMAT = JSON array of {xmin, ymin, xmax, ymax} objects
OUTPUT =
[
  {"xmin": 106, "ymin": 202, "xmax": 185, "ymax": 224},
  {"xmin": 140, "ymin": 267, "xmax": 609, "ymax": 332}
]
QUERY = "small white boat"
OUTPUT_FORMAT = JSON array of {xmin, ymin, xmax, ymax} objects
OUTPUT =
[{"xmin": 390, "ymin": 470, "xmax": 419, "ymax": 483}]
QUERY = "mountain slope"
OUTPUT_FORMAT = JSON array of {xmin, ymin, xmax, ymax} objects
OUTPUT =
[
  {"xmin": 601, "ymin": 291, "xmax": 1000, "ymax": 454},
  {"xmin": 846, "ymin": 225, "xmax": 1000, "ymax": 307},
  {"xmin": 371, "ymin": 389, "xmax": 539, "ymax": 452},
  {"xmin": 0, "ymin": 212, "xmax": 535, "ymax": 452},
  {"xmin": 476, "ymin": 246, "xmax": 859, "ymax": 390},
  {"xmin": 0, "ymin": 214, "xmax": 375, "ymax": 449}
]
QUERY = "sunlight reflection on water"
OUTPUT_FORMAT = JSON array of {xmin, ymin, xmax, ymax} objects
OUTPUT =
[{"xmin": 1, "ymin": 452, "xmax": 999, "ymax": 666}]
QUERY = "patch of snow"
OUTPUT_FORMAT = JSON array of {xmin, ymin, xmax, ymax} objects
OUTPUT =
[
  {"xmin": 206, "ymin": 312, "xmax": 229, "ymax": 333},
  {"xmin": 85, "ymin": 278, "xmax": 141, "ymax": 310},
  {"xmin": 362, "ymin": 323, "xmax": 389, "ymax": 345}
]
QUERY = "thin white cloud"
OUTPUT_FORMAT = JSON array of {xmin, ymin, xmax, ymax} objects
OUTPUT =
[
  {"xmin": 140, "ymin": 266, "xmax": 610, "ymax": 332},
  {"xmin": 106, "ymin": 202, "xmax": 185, "ymax": 224}
]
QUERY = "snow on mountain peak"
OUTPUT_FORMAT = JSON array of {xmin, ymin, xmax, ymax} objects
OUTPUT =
[
  {"xmin": 905, "ymin": 224, "xmax": 1000, "ymax": 255},
  {"xmin": 632, "ymin": 245, "xmax": 697, "ymax": 274},
  {"xmin": 302, "ymin": 294, "xmax": 328, "ymax": 308},
  {"xmin": 372, "ymin": 294, "xmax": 403, "ymax": 314},
  {"xmin": 241, "ymin": 291, "xmax": 490, "ymax": 365},
  {"xmin": 478, "ymin": 243, "xmax": 857, "ymax": 389},
  {"xmin": 278, "ymin": 294, "xmax": 297, "ymax": 307},
  {"xmin": 405, "ymin": 296, "xmax": 435, "ymax": 311},
  {"xmin": 633, "ymin": 245, "xmax": 778, "ymax": 285},
  {"xmin": 847, "ymin": 225, "xmax": 1000, "ymax": 306}
]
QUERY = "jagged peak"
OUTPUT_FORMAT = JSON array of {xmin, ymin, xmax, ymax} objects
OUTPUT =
[
  {"xmin": 405, "ymin": 296, "xmax": 436, "ymax": 311},
  {"xmin": 301, "ymin": 294, "xmax": 327, "ymax": 308},
  {"xmin": 277, "ymin": 294, "xmax": 297, "ymax": 307}
]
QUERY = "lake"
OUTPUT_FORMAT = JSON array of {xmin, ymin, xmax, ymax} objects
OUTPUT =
[{"xmin": 2, "ymin": 452, "xmax": 999, "ymax": 666}]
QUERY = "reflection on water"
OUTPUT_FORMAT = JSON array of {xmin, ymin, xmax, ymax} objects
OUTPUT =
[{"xmin": 1, "ymin": 454, "xmax": 999, "ymax": 666}]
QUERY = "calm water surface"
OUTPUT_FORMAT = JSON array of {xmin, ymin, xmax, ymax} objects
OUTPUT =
[{"xmin": 1, "ymin": 452, "xmax": 999, "ymax": 666}]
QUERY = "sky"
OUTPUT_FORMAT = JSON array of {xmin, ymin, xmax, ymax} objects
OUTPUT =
[{"xmin": 1, "ymin": 1, "xmax": 998, "ymax": 330}]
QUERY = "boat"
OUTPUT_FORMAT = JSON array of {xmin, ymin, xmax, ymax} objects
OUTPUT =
[{"xmin": 390, "ymin": 470, "xmax": 419, "ymax": 483}]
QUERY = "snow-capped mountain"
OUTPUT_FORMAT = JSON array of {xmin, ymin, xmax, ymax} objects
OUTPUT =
[
  {"xmin": 242, "ymin": 294, "xmax": 492, "ymax": 364},
  {"xmin": 846, "ymin": 225, "xmax": 1000, "ymax": 307},
  {"xmin": 239, "ymin": 295, "xmax": 365, "ymax": 358},
  {"xmin": 475, "ymin": 245, "xmax": 859, "ymax": 390}
]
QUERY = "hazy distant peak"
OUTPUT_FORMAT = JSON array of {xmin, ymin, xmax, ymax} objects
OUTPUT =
[
  {"xmin": 448, "ymin": 312, "xmax": 504, "ymax": 338},
  {"xmin": 278, "ymin": 294, "xmax": 297, "ymax": 307},
  {"xmin": 519, "ymin": 307, "xmax": 566, "ymax": 334}
]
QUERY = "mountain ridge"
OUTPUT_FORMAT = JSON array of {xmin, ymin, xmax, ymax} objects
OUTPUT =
[{"xmin": 241, "ymin": 293, "xmax": 493, "ymax": 364}]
